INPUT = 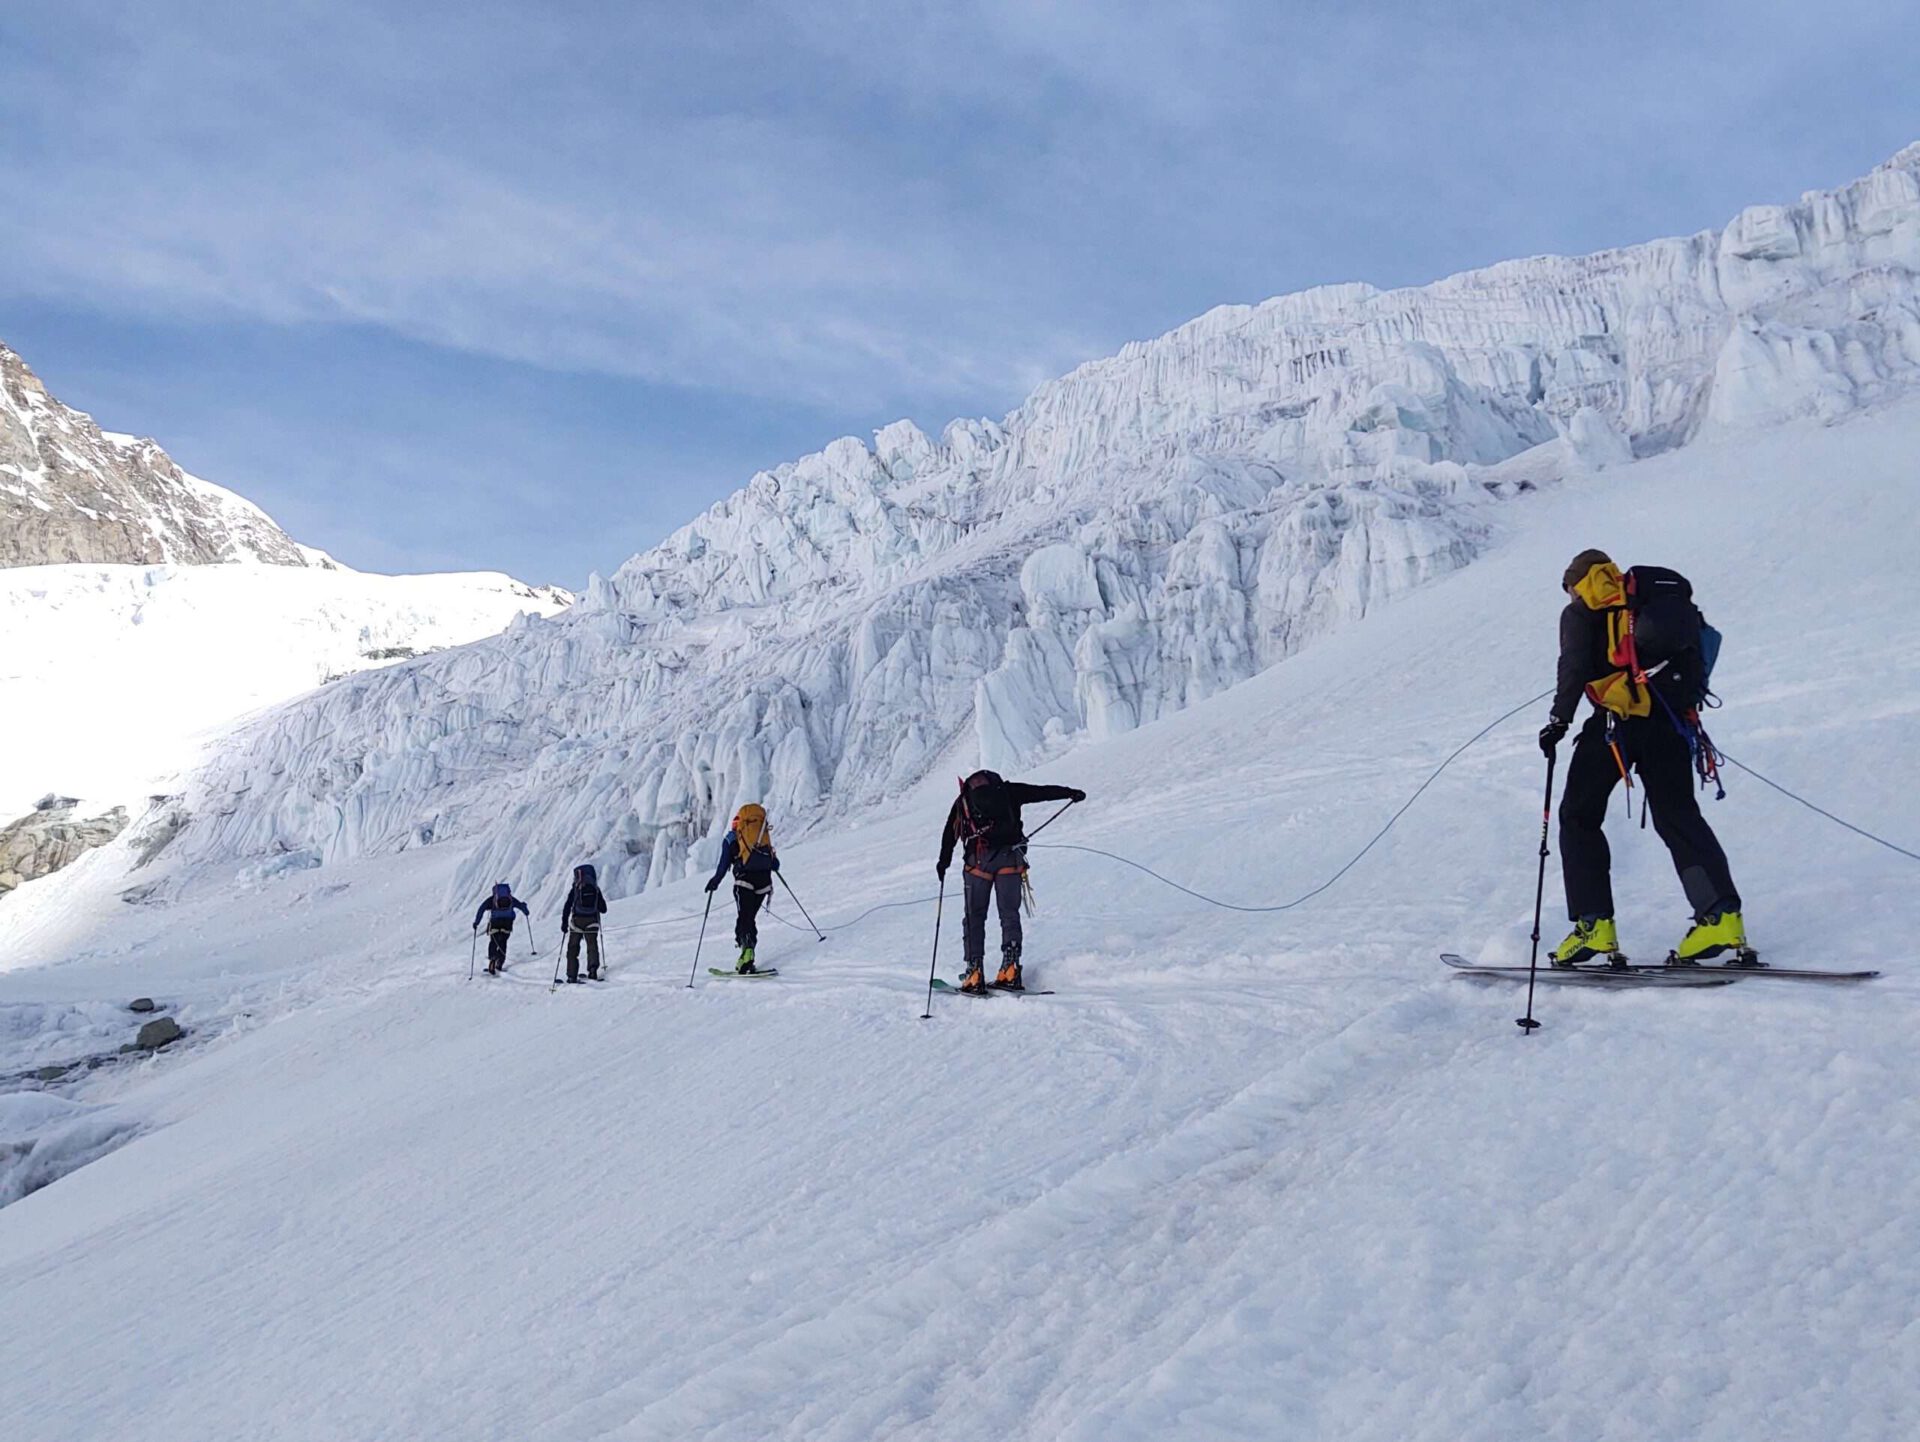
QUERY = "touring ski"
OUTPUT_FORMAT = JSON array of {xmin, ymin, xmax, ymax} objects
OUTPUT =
[
  {"xmin": 930, "ymin": 978, "xmax": 994, "ymax": 998},
  {"xmin": 1654, "ymin": 957, "xmax": 1879, "ymax": 981},
  {"xmin": 1440, "ymin": 954, "xmax": 1738, "ymax": 987},
  {"xmin": 708, "ymin": 967, "xmax": 780, "ymax": 980}
]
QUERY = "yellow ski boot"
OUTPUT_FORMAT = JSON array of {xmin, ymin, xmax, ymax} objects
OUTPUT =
[
  {"xmin": 1670, "ymin": 911, "xmax": 1751, "ymax": 966},
  {"xmin": 1551, "ymin": 917, "xmax": 1623, "ymax": 968}
]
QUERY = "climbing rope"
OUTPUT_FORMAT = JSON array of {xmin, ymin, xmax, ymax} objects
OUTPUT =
[
  {"xmin": 1716, "ymin": 749, "xmax": 1920, "ymax": 864},
  {"xmin": 600, "ymin": 691, "xmax": 1919, "ymax": 939},
  {"xmin": 1031, "ymin": 689, "xmax": 1554, "ymax": 913}
]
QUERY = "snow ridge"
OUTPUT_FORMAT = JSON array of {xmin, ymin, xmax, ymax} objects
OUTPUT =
[{"xmin": 175, "ymin": 145, "xmax": 1920, "ymax": 911}]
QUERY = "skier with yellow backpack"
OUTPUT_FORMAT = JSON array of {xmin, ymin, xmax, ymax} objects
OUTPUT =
[
  {"xmin": 705, "ymin": 803, "xmax": 781, "ymax": 975},
  {"xmin": 1538, "ymin": 549, "xmax": 1750, "ymax": 968}
]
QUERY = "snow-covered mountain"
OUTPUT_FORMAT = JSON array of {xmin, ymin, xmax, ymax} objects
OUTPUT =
[
  {"xmin": 173, "ymin": 144, "xmax": 1920, "ymax": 913},
  {"xmin": 0, "ymin": 561, "xmax": 573, "ymax": 829},
  {"xmin": 0, "ymin": 344, "xmax": 321, "ymax": 568},
  {"xmin": 0, "ymin": 340, "xmax": 573, "ymax": 875}
]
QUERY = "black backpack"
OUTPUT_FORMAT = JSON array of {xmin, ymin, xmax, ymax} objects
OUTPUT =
[
  {"xmin": 570, "ymin": 865, "xmax": 603, "ymax": 929},
  {"xmin": 957, "ymin": 771, "xmax": 1020, "ymax": 855},
  {"xmin": 1623, "ymin": 566, "xmax": 1710, "ymax": 706}
]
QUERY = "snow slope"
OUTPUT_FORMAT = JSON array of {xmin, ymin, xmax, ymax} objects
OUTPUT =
[
  {"xmin": 163, "ymin": 144, "xmax": 1920, "ymax": 911},
  {"xmin": 0, "ymin": 562, "xmax": 572, "ymax": 823},
  {"xmin": 2, "ymin": 399, "xmax": 1916, "ymax": 1440}
]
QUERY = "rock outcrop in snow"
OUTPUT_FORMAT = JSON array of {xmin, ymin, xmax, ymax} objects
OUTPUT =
[
  {"xmin": 0, "ymin": 796, "xmax": 129, "ymax": 895},
  {"xmin": 174, "ymin": 144, "xmax": 1920, "ymax": 910},
  {"xmin": 1, "ymin": 344, "xmax": 318, "ymax": 568}
]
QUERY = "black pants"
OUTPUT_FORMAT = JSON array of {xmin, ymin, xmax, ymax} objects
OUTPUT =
[
  {"xmin": 963, "ymin": 847, "xmax": 1025, "ymax": 968},
  {"xmin": 565, "ymin": 927, "xmax": 601, "ymax": 979},
  {"xmin": 734, "ymin": 883, "xmax": 768, "ymax": 948},
  {"xmin": 486, "ymin": 926, "xmax": 511, "ymax": 968},
  {"xmin": 1560, "ymin": 711, "xmax": 1740, "ymax": 922}
]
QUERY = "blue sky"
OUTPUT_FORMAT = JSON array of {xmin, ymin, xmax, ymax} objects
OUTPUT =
[{"xmin": 2, "ymin": 1, "xmax": 1914, "ymax": 587}]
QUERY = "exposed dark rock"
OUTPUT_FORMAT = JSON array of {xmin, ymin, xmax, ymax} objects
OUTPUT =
[
  {"xmin": 128, "ymin": 998, "xmax": 157, "ymax": 1013},
  {"xmin": 131, "ymin": 1017, "xmax": 184, "ymax": 1050}
]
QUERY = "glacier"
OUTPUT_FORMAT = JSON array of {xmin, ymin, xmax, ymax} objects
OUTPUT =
[
  {"xmin": 169, "ymin": 144, "xmax": 1920, "ymax": 913},
  {"xmin": 4, "ymin": 395, "xmax": 1920, "ymax": 1439}
]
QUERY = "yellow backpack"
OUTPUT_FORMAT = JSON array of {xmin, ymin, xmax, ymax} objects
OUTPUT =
[
  {"xmin": 733, "ymin": 804, "xmax": 774, "ymax": 866},
  {"xmin": 1569, "ymin": 561, "xmax": 1649, "ymax": 718}
]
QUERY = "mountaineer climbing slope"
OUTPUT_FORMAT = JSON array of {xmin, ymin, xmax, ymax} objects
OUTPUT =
[{"xmin": 1539, "ymin": 551, "xmax": 1747, "ymax": 968}]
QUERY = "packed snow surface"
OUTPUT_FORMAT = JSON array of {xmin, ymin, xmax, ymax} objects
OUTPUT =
[
  {"xmin": 163, "ymin": 145, "xmax": 1920, "ymax": 912},
  {"xmin": 2, "ymin": 398, "xmax": 1917, "ymax": 1440},
  {"xmin": 0, "ymin": 562, "xmax": 571, "ymax": 822}
]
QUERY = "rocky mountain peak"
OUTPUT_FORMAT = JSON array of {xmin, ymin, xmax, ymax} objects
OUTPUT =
[{"xmin": 1, "ymin": 343, "xmax": 320, "ymax": 568}]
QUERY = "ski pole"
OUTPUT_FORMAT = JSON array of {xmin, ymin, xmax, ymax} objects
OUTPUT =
[
  {"xmin": 1026, "ymin": 797, "xmax": 1078, "ymax": 842},
  {"xmin": 550, "ymin": 929, "xmax": 565, "ymax": 990},
  {"xmin": 686, "ymin": 892, "xmax": 714, "ymax": 988},
  {"xmin": 777, "ymin": 874, "xmax": 825, "ymax": 941},
  {"xmin": 598, "ymin": 928, "xmax": 610, "ymax": 982},
  {"xmin": 468, "ymin": 928, "xmax": 478, "ymax": 981},
  {"xmin": 919, "ymin": 874, "xmax": 947, "ymax": 1020},
  {"xmin": 1518, "ymin": 750, "xmax": 1557, "ymax": 1034}
]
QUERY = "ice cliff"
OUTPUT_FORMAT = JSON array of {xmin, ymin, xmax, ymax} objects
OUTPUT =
[{"xmin": 173, "ymin": 144, "xmax": 1920, "ymax": 909}]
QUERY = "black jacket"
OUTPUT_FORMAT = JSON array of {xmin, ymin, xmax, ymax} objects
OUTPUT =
[
  {"xmin": 938, "ymin": 782, "xmax": 1079, "ymax": 873},
  {"xmin": 560, "ymin": 881, "xmax": 608, "ymax": 932},
  {"xmin": 1551, "ymin": 600, "xmax": 1610, "ymax": 725}
]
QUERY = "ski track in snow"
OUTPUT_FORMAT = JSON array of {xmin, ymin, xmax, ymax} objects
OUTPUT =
[{"xmin": 3, "ymin": 406, "xmax": 1920, "ymax": 1436}]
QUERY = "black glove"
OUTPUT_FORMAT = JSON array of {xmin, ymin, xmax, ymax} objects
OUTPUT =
[
  {"xmin": 1539, "ymin": 718, "xmax": 1569, "ymax": 756},
  {"xmin": 1068, "ymin": 788, "xmax": 1087, "ymax": 803},
  {"xmin": 704, "ymin": 875, "xmax": 721, "ymax": 893},
  {"xmin": 935, "ymin": 862, "xmax": 948, "ymax": 881}
]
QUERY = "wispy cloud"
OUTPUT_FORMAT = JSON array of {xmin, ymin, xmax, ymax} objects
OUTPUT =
[{"xmin": 2, "ymin": 0, "xmax": 1915, "ymax": 425}]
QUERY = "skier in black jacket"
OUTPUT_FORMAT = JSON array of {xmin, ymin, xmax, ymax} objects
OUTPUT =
[
  {"xmin": 936, "ymin": 770, "xmax": 1085, "ymax": 993},
  {"xmin": 559, "ymin": 863, "xmax": 609, "ymax": 983},
  {"xmin": 1538, "ymin": 549, "xmax": 1744, "ymax": 967}
]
